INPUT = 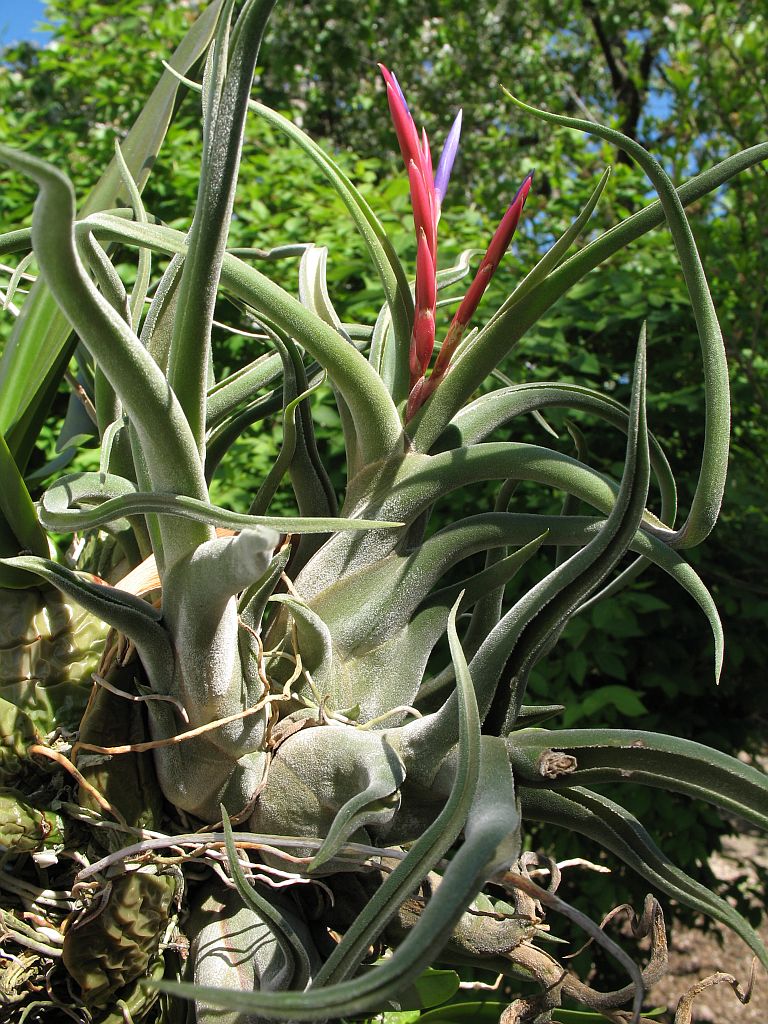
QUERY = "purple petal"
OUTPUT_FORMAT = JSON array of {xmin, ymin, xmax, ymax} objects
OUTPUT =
[
  {"xmin": 390, "ymin": 71, "xmax": 411, "ymax": 114},
  {"xmin": 434, "ymin": 109, "xmax": 462, "ymax": 205}
]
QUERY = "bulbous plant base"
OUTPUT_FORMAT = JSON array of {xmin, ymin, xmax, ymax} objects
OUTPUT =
[
  {"xmin": 62, "ymin": 870, "xmax": 177, "ymax": 1007},
  {"xmin": 248, "ymin": 723, "xmax": 406, "ymax": 871}
]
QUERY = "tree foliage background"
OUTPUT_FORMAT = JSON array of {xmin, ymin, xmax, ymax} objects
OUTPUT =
[{"xmin": 1, "ymin": 0, "xmax": 766, "ymax": 927}]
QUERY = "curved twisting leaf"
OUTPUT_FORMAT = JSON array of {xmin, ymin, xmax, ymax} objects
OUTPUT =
[
  {"xmin": 286, "ymin": 503, "xmax": 720, "ymax": 701},
  {"xmin": 162, "ymin": 61, "xmax": 414, "ymax": 404},
  {"xmin": 509, "ymin": 728, "xmax": 768, "ymax": 832},
  {"xmin": 113, "ymin": 140, "xmax": 151, "ymax": 334},
  {"xmin": 0, "ymin": 146, "xmax": 210, "ymax": 570},
  {"xmin": 475, "ymin": 328, "xmax": 651, "ymax": 732},
  {"xmin": 81, "ymin": 213, "xmax": 404, "ymax": 465},
  {"xmin": 440, "ymin": 377, "xmax": 681, "ymax": 629},
  {"xmin": 499, "ymin": 92, "xmax": 729, "ymax": 549},
  {"xmin": 0, "ymin": 0, "xmax": 226, "ymax": 442},
  {"xmin": 39, "ymin": 472, "xmax": 400, "ymax": 535},
  {"xmin": 441, "ymin": 382, "xmax": 676, "ymax": 528},
  {"xmin": 290, "ymin": 428, "xmax": 668, "ymax": 615},
  {"xmin": 298, "ymin": 245, "xmax": 361, "ymax": 474},
  {"xmin": 521, "ymin": 786, "xmax": 768, "ymax": 972}
]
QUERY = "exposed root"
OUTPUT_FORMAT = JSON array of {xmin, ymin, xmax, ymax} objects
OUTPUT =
[
  {"xmin": 565, "ymin": 893, "xmax": 668, "ymax": 969},
  {"xmin": 74, "ymin": 699, "xmax": 271, "ymax": 755},
  {"xmin": 504, "ymin": 903, "xmax": 667, "ymax": 1012},
  {"xmin": 28, "ymin": 744, "xmax": 126, "ymax": 825},
  {"xmin": 91, "ymin": 671, "xmax": 190, "ymax": 723},
  {"xmin": 673, "ymin": 959, "xmax": 757, "ymax": 1024},
  {"xmin": 73, "ymin": 831, "xmax": 409, "ymax": 884}
]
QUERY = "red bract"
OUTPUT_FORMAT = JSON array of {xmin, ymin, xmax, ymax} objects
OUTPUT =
[
  {"xmin": 408, "ymin": 160, "xmax": 436, "ymax": 260},
  {"xmin": 431, "ymin": 171, "xmax": 534, "ymax": 383},
  {"xmin": 380, "ymin": 65, "xmax": 422, "ymax": 170},
  {"xmin": 412, "ymin": 229, "xmax": 437, "ymax": 382},
  {"xmin": 381, "ymin": 64, "xmax": 440, "ymax": 388}
]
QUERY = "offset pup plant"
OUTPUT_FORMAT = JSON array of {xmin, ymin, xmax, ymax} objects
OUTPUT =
[{"xmin": 0, "ymin": 0, "xmax": 766, "ymax": 1021}]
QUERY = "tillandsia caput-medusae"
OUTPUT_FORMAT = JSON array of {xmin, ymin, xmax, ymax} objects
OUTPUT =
[{"xmin": 0, "ymin": 1, "xmax": 767, "ymax": 1022}]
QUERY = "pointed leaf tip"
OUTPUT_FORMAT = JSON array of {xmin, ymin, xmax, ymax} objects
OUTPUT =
[
  {"xmin": 386, "ymin": 83, "xmax": 422, "ymax": 172},
  {"xmin": 377, "ymin": 62, "xmax": 393, "ymax": 86},
  {"xmin": 457, "ymin": 170, "xmax": 533, "ymax": 322}
]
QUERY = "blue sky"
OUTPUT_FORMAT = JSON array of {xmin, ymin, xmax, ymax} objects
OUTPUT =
[{"xmin": 0, "ymin": 0, "xmax": 50, "ymax": 47}]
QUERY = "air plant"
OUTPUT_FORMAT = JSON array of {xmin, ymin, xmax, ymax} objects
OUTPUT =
[{"xmin": 0, "ymin": 1, "xmax": 766, "ymax": 1022}]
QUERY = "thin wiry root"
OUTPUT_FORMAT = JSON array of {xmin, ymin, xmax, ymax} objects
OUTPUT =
[
  {"xmin": 74, "ymin": 699, "xmax": 270, "ymax": 755},
  {"xmin": 674, "ymin": 959, "xmax": 757, "ymax": 1024},
  {"xmin": 91, "ymin": 671, "xmax": 190, "ymax": 723}
]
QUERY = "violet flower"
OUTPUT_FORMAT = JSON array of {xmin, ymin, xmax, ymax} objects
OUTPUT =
[{"xmin": 434, "ymin": 109, "xmax": 462, "ymax": 208}]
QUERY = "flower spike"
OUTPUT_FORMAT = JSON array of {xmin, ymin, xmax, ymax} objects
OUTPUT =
[{"xmin": 380, "ymin": 66, "xmax": 530, "ymax": 421}]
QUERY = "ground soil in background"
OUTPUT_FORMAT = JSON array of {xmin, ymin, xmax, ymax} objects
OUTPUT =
[{"xmin": 649, "ymin": 830, "xmax": 767, "ymax": 1022}]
